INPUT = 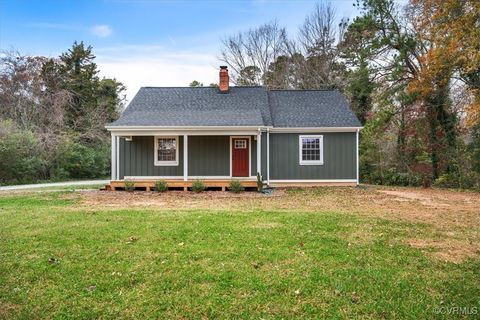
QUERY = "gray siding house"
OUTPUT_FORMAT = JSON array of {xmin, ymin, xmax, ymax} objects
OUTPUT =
[{"xmin": 106, "ymin": 66, "xmax": 362, "ymax": 188}]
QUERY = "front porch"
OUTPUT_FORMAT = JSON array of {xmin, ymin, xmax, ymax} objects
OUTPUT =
[
  {"xmin": 108, "ymin": 127, "xmax": 267, "ymax": 190},
  {"xmin": 107, "ymin": 178, "xmax": 259, "ymax": 192}
]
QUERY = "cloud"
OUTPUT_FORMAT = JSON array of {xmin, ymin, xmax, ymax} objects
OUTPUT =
[
  {"xmin": 90, "ymin": 25, "xmax": 112, "ymax": 38},
  {"xmin": 96, "ymin": 45, "xmax": 219, "ymax": 103}
]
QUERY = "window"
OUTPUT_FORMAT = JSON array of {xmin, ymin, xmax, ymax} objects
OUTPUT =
[
  {"xmin": 299, "ymin": 135, "xmax": 323, "ymax": 165},
  {"xmin": 234, "ymin": 139, "xmax": 247, "ymax": 149},
  {"xmin": 154, "ymin": 136, "xmax": 178, "ymax": 166}
]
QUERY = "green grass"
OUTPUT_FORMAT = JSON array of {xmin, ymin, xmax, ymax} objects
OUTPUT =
[{"xmin": 0, "ymin": 192, "xmax": 479, "ymax": 319}]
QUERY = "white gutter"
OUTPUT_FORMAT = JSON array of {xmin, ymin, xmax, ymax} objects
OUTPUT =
[
  {"xmin": 270, "ymin": 127, "xmax": 363, "ymax": 133},
  {"xmin": 105, "ymin": 125, "xmax": 271, "ymax": 131}
]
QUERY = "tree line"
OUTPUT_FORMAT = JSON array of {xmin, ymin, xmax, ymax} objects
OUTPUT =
[
  {"xmin": 218, "ymin": 0, "xmax": 480, "ymax": 189},
  {"xmin": 1, "ymin": 0, "xmax": 478, "ymax": 189},
  {"xmin": 0, "ymin": 42, "xmax": 125, "ymax": 184}
]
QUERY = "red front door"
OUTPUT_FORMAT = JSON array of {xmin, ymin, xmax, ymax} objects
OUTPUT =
[{"xmin": 232, "ymin": 138, "xmax": 249, "ymax": 177}]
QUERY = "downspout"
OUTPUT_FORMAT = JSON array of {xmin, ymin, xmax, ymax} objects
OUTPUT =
[{"xmin": 267, "ymin": 127, "xmax": 270, "ymax": 186}]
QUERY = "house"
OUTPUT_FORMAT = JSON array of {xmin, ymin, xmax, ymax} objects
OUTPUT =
[{"xmin": 105, "ymin": 66, "xmax": 362, "ymax": 190}]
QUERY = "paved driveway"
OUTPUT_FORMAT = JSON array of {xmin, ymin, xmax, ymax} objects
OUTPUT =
[{"xmin": 0, "ymin": 180, "xmax": 109, "ymax": 191}]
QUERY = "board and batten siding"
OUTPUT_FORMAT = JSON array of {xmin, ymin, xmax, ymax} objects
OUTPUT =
[
  {"xmin": 119, "ymin": 136, "xmax": 184, "ymax": 179},
  {"xmin": 188, "ymin": 136, "xmax": 230, "ymax": 176},
  {"xmin": 269, "ymin": 132, "xmax": 356, "ymax": 180},
  {"xmin": 118, "ymin": 135, "xmax": 257, "ymax": 179}
]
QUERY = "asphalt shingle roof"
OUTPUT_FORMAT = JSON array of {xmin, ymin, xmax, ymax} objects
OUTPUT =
[
  {"xmin": 109, "ymin": 86, "xmax": 361, "ymax": 128},
  {"xmin": 268, "ymin": 90, "xmax": 361, "ymax": 127},
  {"xmin": 110, "ymin": 86, "xmax": 270, "ymax": 127}
]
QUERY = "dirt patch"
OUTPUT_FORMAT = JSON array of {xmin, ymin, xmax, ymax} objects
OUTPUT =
[
  {"xmin": 0, "ymin": 301, "xmax": 21, "ymax": 319},
  {"xmin": 78, "ymin": 190, "xmax": 285, "ymax": 211},
  {"xmin": 408, "ymin": 238, "xmax": 479, "ymax": 264},
  {"xmin": 379, "ymin": 190, "xmax": 452, "ymax": 207}
]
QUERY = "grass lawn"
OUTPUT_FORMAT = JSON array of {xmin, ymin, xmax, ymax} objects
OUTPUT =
[{"xmin": 1, "ymin": 187, "xmax": 479, "ymax": 319}]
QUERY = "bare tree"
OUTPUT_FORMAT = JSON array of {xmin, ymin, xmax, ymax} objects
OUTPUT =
[
  {"xmin": 296, "ymin": 1, "xmax": 346, "ymax": 89},
  {"xmin": 219, "ymin": 21, "xmax": 288, "ymax": 85},
  {"xmin": 298, "ymin": 1, "xmax": 337, "ymax": 56},
  {"xmin": 0, "ymin": 51, "xmax": 70, "ymax": 134}
]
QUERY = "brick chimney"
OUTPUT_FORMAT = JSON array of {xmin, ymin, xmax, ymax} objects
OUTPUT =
[{"xmin": 219, "ymin": 66, "xmax": 229, "ymax": 93}]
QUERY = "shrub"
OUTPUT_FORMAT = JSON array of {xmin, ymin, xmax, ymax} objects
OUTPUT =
[
  {"xmin": 154, "ymin": 180, "xmax": 168, "ymax": 192},
  {"xmin": 124, "ymin": 180, "xmax": 135, "ymax": 192},
  {"xmin": 229, "ymin": 180, "xmax": 244, "ymax": 193},
  {"xmin": 434, "ymin": 172, "xmax": 480, "ymax": 190},
  {"xmin": 256, "ymin": 172, "xmax": 263, "ymax": 191},
  {"xmin": 0, "ymin": 121, "xmax": 48, "ymax": 184},
  {"xmin": 57, "ymin": 140, "xmax": 110, "ymax": 179},
  {"xmin": 191, "ymin": 179, "xmax": 206, "ymax": 193}
]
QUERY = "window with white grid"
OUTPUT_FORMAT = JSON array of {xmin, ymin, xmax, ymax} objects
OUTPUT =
[
  {"xmin": 234, "ymin": 139, "xmax": 247, "ymax": 149},
  {"xmin": 299, "ymin": 135, "xmax": 323, "ymax": 165},
  {"xmin": 154, "ymin": 136, "xmax": 178, "ymax": 166}
]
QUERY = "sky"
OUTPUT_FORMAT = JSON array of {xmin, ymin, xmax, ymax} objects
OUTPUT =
[{"xmin": 0, "ymin": 0, "xmax": 363, "ymax": 101}]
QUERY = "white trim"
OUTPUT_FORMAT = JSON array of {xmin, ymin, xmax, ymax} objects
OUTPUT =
[
  {"xmin": 299, "ymin": 135, "xmax": 324, "ymax": 166},
  {"xmin": 123, "ymin": 176, "xmax": 183, "ymax": 180},
  {"xmin": 267, "ymin": 128, "xmax": 270, "ymax": 185},
  {"xmin": 189, "ymin": 176, "xmax": 256, "ymax": 180},
  {"xmin": 356, "ymin": 129, "xmax": 359, "ymax": 185},
  {"xmin": 256, "ymin": 131, "xmax": 261, "ymax": 176},
  {"xmin": 229, "ymin": 136, "xmax": 251, "ymax": 178},
  {"xmin": 122, "ymin": 176, "xmax": 257, "ymax": 180},
  {"xmin": 116, "ymin": 136, "xmax": 120, "ymax": 180},
  {"xmin": 183, "ymin": 134, "xmax": 188, "ymax": 181},
  {"xmin": 270, "ymin": 127, "xmax": 363, "ymax": 133},
  {"xmin": 269, "ymin": 179, "xmax": 357, "ymax": 183},
  {"xmin": 106, "ymin": 125, "xmax": 265, "ymax": 131},
  {"xmin": 111, "ymin": 134, "xmax": 116, "ymax": 180},
  {"xmin": 154, "ymin": 136, "xmax": 179, "ymax": 166},
  {"xmin": 108, "ymin": 130, "xmax": 260, "ymax": 136},
  {"xmin": 106, "ymin": 125, "xmax": 363, "ymax": 132}
]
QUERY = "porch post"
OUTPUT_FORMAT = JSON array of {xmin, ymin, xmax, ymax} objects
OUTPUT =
[
  {"xmin": 183, "ymin": 134, "xmax": 188, "ymax": 181},
  {"xmin": 266, "ymin": 128, "xmax": 270, "ymax": 185},
  {"xmin": 116, "ymin": 136, "xmax": 120, "ymax": 180},
  {"xmin": 257, "ymin": 130, "xmax": 261, "ymax": 177},
  {"xmin": 111, "ymin": 133, "xmax": 116, "ymax": 181},
  {"xmin": 356, "ymin": 129, "xmax": 359, "ymax": 185}
]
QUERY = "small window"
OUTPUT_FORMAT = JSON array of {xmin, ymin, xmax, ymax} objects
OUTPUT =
[
  {"xmin": 234, "ymin": 139, "xmax": 247, "ymax": 149},
  {"xmin": 154, "ymin": 136, "xmax": 178, "ymax": 166},
  {"xmin": 299, "ymin": 135, "xmax": 323, "ymax": 165}
]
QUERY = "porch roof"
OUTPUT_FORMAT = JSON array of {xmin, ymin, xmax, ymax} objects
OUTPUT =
[
  {"xmin": 109, "ymin": 86, "xmax": 272, "ymax": 127},
  {"xmin": 109, "ymin": 109, "xmax": 264, "ymax": 127}
]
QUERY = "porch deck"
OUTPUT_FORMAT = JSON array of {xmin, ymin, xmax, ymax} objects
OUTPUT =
[{"xmin": 107, "ymin": 179, "xmax": 258, "ymax": 191}]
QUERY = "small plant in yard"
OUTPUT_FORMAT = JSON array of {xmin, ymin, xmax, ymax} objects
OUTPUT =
[
  {"xmin": 256, "ymin": 172, "xmax": 263, "ymax": 191},
  {"xmin": 154, "ymin": 180, "xmax": 168, "ymax": 192},
  {"xmin": 228, "ymin": 180, "xmax": 244, "ymax": 193},
  {"xmin": 191, "ymin": 179, "xmax": 206, "ymax": 193},
  {"xmin": 124, "ymin": 180, "xmax": 135, "ymax": 192}
]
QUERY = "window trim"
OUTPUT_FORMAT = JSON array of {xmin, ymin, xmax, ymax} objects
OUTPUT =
[
  {"xmin": 154, "ymin": 136, "xmax": 179, "ymax": 166},
  {"xmin": 299, "ymin": 135, "xmax": 324, "ymax": 166}
]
